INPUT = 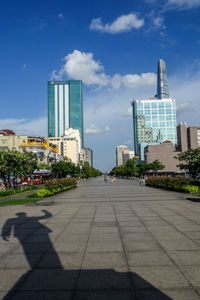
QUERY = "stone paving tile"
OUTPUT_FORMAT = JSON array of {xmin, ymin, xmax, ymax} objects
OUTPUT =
[
  {"xmin": 7, "ymin": 291, "xmax": 73, "ymax": 300},
  {"xmin": 120, "ymin": 226, "xmax": 148, "ymax": 233},
  {"xmin": 184, "ymin": 232, "xmax": 200, "ymax": 240},
  {"xmin": 126, "ymin": 251, "xmax": 173, "ymax": 267},
  {"xmin": 130, "ymin": 266, "xmax": 190, "ymax": 289},
  {"xmin": 49, "ymin": 242, "xmax": 87, "ymax": 253},
  {"xmin": 38, "ymin": 252, "xmax": 84, "ymax": 269},
  {"xmin": 73, "ymin": 290, "xmax": 134, "ymax": 299},
  {"xmin": 0, "ymin": 243, "xmax": 19, "ymax": 255},
  {"xmin": 122, "ymin": 232, "xmax": 154, "ymax": 241},
  {"xmin": 167, "ymin": 251, "xmax": 200, "ymax": 266},
  {"xmin": 77, "ymin": 267, "xmax": 131, "ymax": 290},
  {"xmin": 118, "ymin": 221, "xmax": 143, "ymax": 227},
  {"xmin": 55, "ymin": 234, "xmax": 89, "ymax": 244},
  {"xmin": 123, "ymin": 239, "xmax": 161, "ymax": 252},
  {"xmin": 19, "ymin": 269, "xmax": 78, "ymax": 290},
  {"xmin": 0, "ymin": 254, "xmax": 39, "ymax": 269},
  {"xmin": 158, "ymin": 238, "xmax": 199, "ymax": 251},
  {"xmin": 14, "ymin": 242, "xmax": 52, "ymax": 254},
  {"xmin": 91, "ymin": 227, "xmax": 118, "ymax": 234},
  {"xmin": 86, "ymin": 241, "xmax": 123, "ymax": 253},
  {"xmin": 82, "ymin": 252, "xmax": 127, "ymax": 269},
  {"xmin": 0, "ymin": 269, "xmax": 28, "ymax": 292},
  {"xmin": 180, "ymin": 266, "xmax": 200, "ymax": 287},
  {"xmin": 89, "ymin": 233, "xmax": 120, "ymax": 242},
  {"xmin": 137, "ymin": 288, "xmax": 200, "ymax": 300}
]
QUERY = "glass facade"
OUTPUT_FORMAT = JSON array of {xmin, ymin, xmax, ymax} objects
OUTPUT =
[
  {"xmin": 132, "ymin": 98, "xmax": 177, "ymax": 156},
  {"xmin": 48, "ymin": 80, "xmax": 84, "ymax": 147},
  {"xmin": 69, "ymin": 80, "xmax": 84, "ymax": 147},
  {"xmin": 157, "ymin": 59, "xmax": 170, "ymax": 99},
  {"xmin": 48, "ymin": 83, "xmax": 55, "ymax": 138}
]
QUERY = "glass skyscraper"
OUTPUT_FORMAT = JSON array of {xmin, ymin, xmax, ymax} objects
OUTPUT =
[
  {"xmin": 132, "ymin": 98, "xmax": 177, "ymax": 156},
  {"xmin": 157, "ymin": 59, "xmax": 170, "ymax": 99},
  {"xmin": 132, "ymin": 59, "xmax": 177, "ymax": 157},
  {"xmin": 48, "ymin": 80, "xmax": 84, "ymax": 147}
]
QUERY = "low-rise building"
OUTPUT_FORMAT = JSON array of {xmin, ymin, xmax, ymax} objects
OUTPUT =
[
  {"xmin": 177, "ymin": 122, "xmax": 200, "ymax": 151},
  {"xmin": 47, "ymin": 128, "xmax": 82, "ymax": 165},
  {"xmin": 116, "ymin": 145, "xmax": 135, "ymax": 167},
  {"xmin": 81, "ymin": 148, "xmax": 93, "ymax": 166},
  {"xmin": 123, "ymin": 149, "xmax": 135, "ymax": 165},
  {"xmin": 116, "ymin": 145, "xmax": 127, "ymax": 167},
  {"xmin": 144, "ymin": 142, "xmax": 180, "ymax": 173},
  {"xmin": 0, "ymin": 134, "xmax": 58, "ymax": 165}
]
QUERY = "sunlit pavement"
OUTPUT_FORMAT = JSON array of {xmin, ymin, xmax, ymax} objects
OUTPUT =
[{"xmin": 1, "ymin": 177, "xmax": 200, "ymax": 299}]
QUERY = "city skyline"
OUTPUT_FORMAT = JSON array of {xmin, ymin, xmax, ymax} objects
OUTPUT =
[{"xmin": 0, "ymin": 0, "xmax": 200, "ymax": 171}]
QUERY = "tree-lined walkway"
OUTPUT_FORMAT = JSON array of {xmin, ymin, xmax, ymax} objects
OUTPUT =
[{"xmin": 1, "ymin": 177, "xmax": 200, "ymax": 299}]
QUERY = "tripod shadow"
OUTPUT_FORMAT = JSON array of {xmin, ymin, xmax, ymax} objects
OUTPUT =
[{"xmin": 1, "ymin": 211, "xmax": 172, "ymax": 300}]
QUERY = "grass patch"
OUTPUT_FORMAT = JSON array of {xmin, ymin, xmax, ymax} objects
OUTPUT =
[
  {"xmin": 0, "ymin": 198, "xmax": 41, "ymax": 206},
  {"xmin": 0, "ymin": 186, "xmax": 38, "ymax": 198}
]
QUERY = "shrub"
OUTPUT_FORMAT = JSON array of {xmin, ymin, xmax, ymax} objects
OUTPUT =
[
  {"xmin": 183, "ymin": 185, "xmax": 200, "ymax": 194},
  {"xmin": 28, "ymin": 178, "xmax": 77, "ymax": 198},
  {"xmin": 44, "ymin": 178, "xmax": 76, "ymax": 191},
  {"xmin": 146, "ymin": 176, "xmax": 200, "ymax": 194}
]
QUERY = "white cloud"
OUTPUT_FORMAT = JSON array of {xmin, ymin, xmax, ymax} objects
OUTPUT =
[
  {"xmin": 167, "ymin": 0, "xmax": 200, "ymax": 8},
  {"xmin": 123, "ymin": 107, "xmax": 132, "ymax": 117},
  {"xmin": 121, "ymin": 73, "xmax": 156, "ymax": 88},
  {"xmin": 153, "ymin": 16, "xmax": 165, "ymax": 29},
  {"xmin": 58, "ymin": 13, "xmax": 63, "ymax": 19},
  {"xmin": 21, "ymin": 64, "xmax": 27, "ymax": 70},
  {"xmin": 0, "ymin": 117, "xmax": 47, "ymax": 137},
  {"xmin": 169, "ymin": 72, "xmax": 200, "ymax": 126},
  {"xmin": 124, "ymin": 139, "xmax": 132, "ymax": 145},
  {"xmin": 90, "ymin": 13, "xmax": 144, "ymax": 34},
  {"xmin": 176, "ymin": 102, "xmax": 190, "ymax": 114},
  {"xmin": 85, "ymin": 125, "xmax": 110, "ymax": 135},
  {"xmin": 51, "ymin": 50, "xmax": 156, "ymax": 89}
]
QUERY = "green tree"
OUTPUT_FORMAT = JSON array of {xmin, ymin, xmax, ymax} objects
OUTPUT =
[
  {"xmin": 175, "ymin": 148, "xmax": 200, "ymax": 179},
  {"xmin": 149, "ymin": 160, "xmax": 165, "ymax": 174},
  {"xmin": 0, "ymin": 150, "xmax": 38, "ymax": 189},
  {"xmin": 138, "ymin": 163, "xmax": 150, "ymax": 177},
  {"xmin": 124, "ymin": 159, "xmax": 137, "ymax": 178},
  {"xmin": 37, "ymin": 163, "xmax": 50, "ymax": 170},
  {"xmin": 115, "ymin": 165, "xmax": 125, "ymax": 177},
  {"xmin": 51, "ymin": 161, "xmax": 78, "ymax": 178}
]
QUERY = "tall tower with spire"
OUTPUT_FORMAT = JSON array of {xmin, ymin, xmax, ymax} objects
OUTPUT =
[{"xmin": 157, "ymin": 59, "xmax": 169, "ymax": 99}]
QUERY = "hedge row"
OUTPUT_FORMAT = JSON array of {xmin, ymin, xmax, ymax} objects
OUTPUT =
[
  {"xmin": 28, "ymin": 178, "xmax": 77, "ymax": 198},
  {"xmin": 146, "ymin": 176, "xmax": 200, "ymax": 194}
]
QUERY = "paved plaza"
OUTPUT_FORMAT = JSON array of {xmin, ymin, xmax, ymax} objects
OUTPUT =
[{"xmin": 1, "ymin": 177, "xmax": 200, "ymax": 299}]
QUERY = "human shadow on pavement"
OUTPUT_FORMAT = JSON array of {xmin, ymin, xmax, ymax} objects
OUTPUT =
[{"xmin": 1, "ymin": 211, "xmax": 172, "ymax": 300}]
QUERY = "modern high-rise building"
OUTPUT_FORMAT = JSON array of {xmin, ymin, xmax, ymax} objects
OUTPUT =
[
  {"xmin": 157, "ymin": 59, "xmax": 170, "ymax": 99},
  {"xmin": 132, "ymin": 59, "xmax": 177, "ymax": 157},
  {"xmin": 48, "ymin": 80, "xmax": 84, "ymax": 147},
  {"xmin": 132, "ymin": 98, "xmax": 177, "ymax": 156}
]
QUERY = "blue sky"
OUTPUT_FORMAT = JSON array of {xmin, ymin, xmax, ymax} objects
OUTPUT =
[{"xmin": 0, "ymin": 0, "xmax": 200, "ymax": 171}]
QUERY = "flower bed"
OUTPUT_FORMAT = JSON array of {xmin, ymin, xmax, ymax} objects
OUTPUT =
[
  {"xmin": 146, "ymin": 176, "xmax": 200, "ymax": 194},
  {"xmin": 28, "ymin": 178, "xmax": 77, "ymax": 198}
]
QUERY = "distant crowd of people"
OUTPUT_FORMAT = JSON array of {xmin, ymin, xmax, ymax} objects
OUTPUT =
[{"xmin": 103, "ymin": 175, "xmax": 146, "ymax": 186}]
